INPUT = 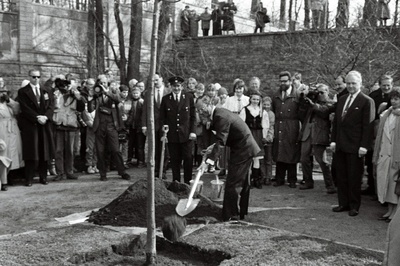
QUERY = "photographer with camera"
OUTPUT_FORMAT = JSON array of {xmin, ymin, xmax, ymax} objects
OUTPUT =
[
  {"xmin": 87, "ymin": 76, "xmax": 131, "ymax": 181},
  {"xmin": 298, "ymin": 84, "xmax": 336, "ymax": 194},
  {"xmin": 52, "ymin": 78, "xmax": 85, "ymax": 181}
]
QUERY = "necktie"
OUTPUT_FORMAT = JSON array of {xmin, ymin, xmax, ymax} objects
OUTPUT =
[
  {"xmin": 282, "ymin": 91, "xmax": 286, "ymax": 100},
  {"xmin": 156, "ymin": 89, "xmax": 161, "ymax": 106},
  {"xmin": 238, "ymin": 98, "xmax": 242, "ymax": 112},
  {"xmin": 342, "ymin": 94, "xmax": 353, "ymax": 118},
  {"xmin": 175, "ymin": 94, "xmax": 179, "ymax": 103},
  {"xmin": 35, "ymin": 86, "xmax": 40, "ymax": 102}
]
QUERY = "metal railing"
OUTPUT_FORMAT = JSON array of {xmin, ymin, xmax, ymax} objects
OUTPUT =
[{"xmin": 32, "ymin": 0, "xmax": 88, "ymax": 11}]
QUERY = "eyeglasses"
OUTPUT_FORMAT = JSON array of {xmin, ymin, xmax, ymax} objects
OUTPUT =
[
  {"xmin": 280, "ymin": 80, "xmax": 290, "ymax": 83},
  {"xmin": 31, "ymin": 76, "xmax": 41, "ymax": 79}
]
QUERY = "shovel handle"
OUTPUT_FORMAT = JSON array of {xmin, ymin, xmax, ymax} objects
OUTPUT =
[{"xmin": 186, "ymin": 162, "xmax": 206, "ymax": 209}]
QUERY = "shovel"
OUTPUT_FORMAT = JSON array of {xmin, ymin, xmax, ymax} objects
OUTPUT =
[
  {"xmin": 159, "ymin": 125, "xmax": 169, "ymax": 178},
  {"xmin": 175, "ymin": 143, "xmax": 215, "ymax": 217},
  {"xmin": 175, "ymin": 162, "xmax": 207, "ymax": 216}
]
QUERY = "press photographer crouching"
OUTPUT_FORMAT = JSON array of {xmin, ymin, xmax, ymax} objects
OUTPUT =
[
  {"xmin": 298, "ymin": 84, "xmax": 336, "ymax": 194},
  {"xmin": 53, "ymin": 78, "xmax": 86, "ymax": 181},
  {"xmin": 87, "ymin": 76, "xmax": 131, "ymax": 181}
]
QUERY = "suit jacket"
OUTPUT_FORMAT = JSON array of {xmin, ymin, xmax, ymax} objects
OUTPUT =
[
  {"xmin": 88, "ymin": 91, "xmax": 124, "ymax": 132},
  {"xmin": 18, "ymin": 84, "xmax": 55, "ymax": 161},
  {"xmin": 159, "ymin": 92, "xmax": 196, "ymax": 143},
  {"xmin": 126, "ymin": 99, "xmax": 144, "ymax": 131},
  {"xmin": 207, "ymin": 108, "xmax": 260, "ymax": 164},
  {"xmin": 141, "ymin": 86, "xmax": 169, "ymax": 133},
  {"xmin": 331, "ymin": 92, "xmax": 375, "ymax": 153}
]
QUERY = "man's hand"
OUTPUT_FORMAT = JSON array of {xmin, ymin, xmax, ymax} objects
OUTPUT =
[
  {"xmin": 358, "ymin": 147, "xmax": 367, "ymax": 158},
  {"xmin": 189, "ymin": 133, "xmax": 196, "ymax": 140},
  {"xmin": 122, "ymin": 114, "xmax": 127, "ymax": 121},
  {"xmin": 330, "ymin": 142, "xmax": 336, "ymax": 153},
  {"xmin": 37, "ymin": 115, "xmax": 48, "ymax": 125},
  {"xmin": 142, "ymin": 127, "xmax": 147, "ymax": 136}
]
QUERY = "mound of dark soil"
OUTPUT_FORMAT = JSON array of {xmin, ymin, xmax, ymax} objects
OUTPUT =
[{"xmin": 88, "ymin": 178, "xmax": 222, "ymax": 227}]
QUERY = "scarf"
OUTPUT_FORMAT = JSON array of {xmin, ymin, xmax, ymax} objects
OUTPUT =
[{"xmin": 373, "ymin": 107, "xmax": 400, "ymax": 171}]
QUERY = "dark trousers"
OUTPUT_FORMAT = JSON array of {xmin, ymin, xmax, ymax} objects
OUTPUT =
[
  {"xmin": 202, "ymin": 29, "xmax": 209, "ymax": 36},
  {"xmin": 155, "ymin": 128, "xmax": 168, "ymax": 176},
  {"xmin": 55, "ymin": 129, "xmax": 76, "ymax": 176},
  {"xmin": 335, "ymin": 150, "xmax": 364, "ymax": 211},
  {"xmin": 168, "ymin": 141, "xmax": 193, "ymax": 184},
  {"xmin": 95, "ymin": 116, "xmax": 126, "ymax": 178},
  {"xmin": 128, "ymin": 128, "xmax": 146, "ymax": 163},
  {"xmin": 275, "ymin": 161, "xmax": 297, "ymax": 184},
  {"xmin": 365, "ymin": 149, "xmax": 375, "ymax": 191},
  {"xmin": 223, "ymin": 158, "xmax": 253, "ymax": 221},
  {"xmin": 25, "ymin": 160, "xmax": 48, "ymax": 183},
  {"xmin": 263, "ymin": 143, "xmax": 273, "ymax": 180},
  {"xmin": 300, "ymin": 140, "xmax": 334, "ymax": 188}
]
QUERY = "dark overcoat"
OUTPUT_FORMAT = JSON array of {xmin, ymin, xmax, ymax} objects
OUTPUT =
[
  {"xmin": 271, "ymin": 89, "xmax": 301, "ymax": 163},
  {"xmin": 18, "ymin": 84, "xmax": 55, "ymax": 161}
]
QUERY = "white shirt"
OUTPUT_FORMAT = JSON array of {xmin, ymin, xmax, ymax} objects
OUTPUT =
[
  {"xmin": 173, "ymin": 92, "xmax": 181, "ymax": 102},
  {"xmin": 342, "ymin": 89, "xmax": 361, "ymax": 116},
  {"xmin": 30, "ymin": 84, "xmax": 40, "ymax": 97},
  {"xmin": 282, "ymin": 86, "xmax": 292, "ymax": 98}
]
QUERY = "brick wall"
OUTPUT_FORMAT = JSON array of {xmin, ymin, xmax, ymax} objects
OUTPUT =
[{"xmin": 162, "ymin": 27, "xmax": 400, "ymax": 94}]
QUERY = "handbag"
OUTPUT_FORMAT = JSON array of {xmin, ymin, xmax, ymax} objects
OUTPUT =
[
  {"xmin": 395, "ymin": 179, "xmax": 400, "ymax": 196},
  {"xmin": 118, "ymin": 129, "xmax": 129, "ymax": 143}
]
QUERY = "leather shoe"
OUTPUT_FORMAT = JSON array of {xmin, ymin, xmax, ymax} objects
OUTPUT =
[
  {"xmin": 361, "ymin": 187, "xmax": 375, "ymax": 195},
  {"xmin": 121, "ymin": 173, "xmax": 131, "ymax": 180},
  {"xmin": 273, "ymin": 181, "xmax": 284, "ymax": 187},
  {"xmin": 100, "ymin": 176, "xmax": 108, "ymax": 181},
  {"xmin": 385, "ymin": 218, "xmax": 392, "ymax": 223},
  {"xmin": 288, "ymin": 183, "xmax": 296, "ymax": 188},
  {"xmin": 332, "ymin": 206, "xmax": 350, "ymax": 212},
  {"xmin": 348, "ymin": 209, "xmax": 359, "ymax": 216},
  {"xmin": 299, "ymin": 184, "xmax": 313, "ymax": 190},
  {"xmin": 66, "ymin": 174, "xmax": 78, "ymax": 180},
  {"xmin": 40, "ymin": 177, "xmax": 49, "ymax": 185},
  {"xmin": 1, "ymin": 185, "xmax": 8, "ymax": 191}
]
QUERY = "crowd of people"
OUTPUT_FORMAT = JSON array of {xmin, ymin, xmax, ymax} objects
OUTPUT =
[{"xmin": 0, "ymin": 69, "xmax": 399, "ymax": 225}]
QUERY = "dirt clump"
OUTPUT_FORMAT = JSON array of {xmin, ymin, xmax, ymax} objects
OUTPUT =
[{"xmin": 88, "ymin": 178, "xmax": 222, "ymax": 227}]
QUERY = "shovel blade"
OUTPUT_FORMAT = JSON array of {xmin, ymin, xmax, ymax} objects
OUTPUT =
[{"xmin": 175, "ymin": 198, "xmax": 200, "ymax": 217}]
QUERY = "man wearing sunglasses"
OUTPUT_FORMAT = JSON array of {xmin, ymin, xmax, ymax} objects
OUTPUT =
[{"xmin": 18, "ymin": 69, "xmax": 55, "ymax": 187}]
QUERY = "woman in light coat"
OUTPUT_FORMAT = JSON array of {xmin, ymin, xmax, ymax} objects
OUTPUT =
[{"xmin": 373, "ymin": 88, "xmax": 400, "ymax": 222}]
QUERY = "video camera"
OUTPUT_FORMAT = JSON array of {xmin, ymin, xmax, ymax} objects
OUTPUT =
[{"xmin": 299, "ymin": 89, "xmax": 319, "ymax": 105}]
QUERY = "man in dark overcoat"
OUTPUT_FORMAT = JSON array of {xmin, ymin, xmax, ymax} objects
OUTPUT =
[
  {"xmin": 196, "ymin": 95, "xmax": 260, "ymax": 221},
  {"xmin": 18, "ymin": 69, "xmax": 55, "ymax": 186},
  {"xmin": 271, "ymin": 71, "xmax": 301, "ymax": 188},
  {"xmin": 160, "ymin": 76, "xmax": 196, "ymax": 184}
]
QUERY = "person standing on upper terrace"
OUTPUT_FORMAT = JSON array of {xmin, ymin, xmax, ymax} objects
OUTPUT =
[
  {"xmin": 211, "ymin": 5, "xmax": 222, "ymax": 36},
  {"xmin": 181, "ymin": 5, "xmax": 190, "ymax": 38},
  {"xmin": 200, "ymin": 7, "xmax": 212, "ymax": 36}
]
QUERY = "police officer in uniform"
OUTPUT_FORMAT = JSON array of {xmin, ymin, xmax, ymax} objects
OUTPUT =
[{"xmin": 160, "ymin": 77, "xmax": 196, "ymax": 184}]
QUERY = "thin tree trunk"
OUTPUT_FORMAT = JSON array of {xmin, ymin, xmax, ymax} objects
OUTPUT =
[
  {"xmin": 127, "ymin": 0, "xmax": 143, "ymax": 82},
  {"xmin": 280, "ymin": 0, "xmax": 286, "ymax": 29},
  {"xmin": 146, "ymin": 0, "xmax": 161, "ymax": 264},
  {"xmin": 394, "ymin": 0, "xmax": 399, "ymax": 26},
  {"xmin": 304, "ymin": 0, "xmax": 310, "ymax": 29},
  {"xmin": 114, "ymin": 0, "xmax": 127, "ymax": 84},
  {"xmin": 87, "ymin": 0, "xmax": 96, "ymax": 78},
  {"xmin": 156, "ymin": 1, "xmax": 172, "ymax": 73},
  {"xmin": 95, "ymin": 0, "xmax": 105, "ymax": 74}
]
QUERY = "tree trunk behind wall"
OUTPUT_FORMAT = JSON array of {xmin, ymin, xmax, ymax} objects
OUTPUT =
[
  {"xmin": 362, "ymin": 0, "xmax": 378, "ymax": 27},
  {"xmin": 280, "ymin": 0, "xmax": 286, "ymax": 29},
  {"xmin": 95, "ymin": 0, "xmax": 105, "ymax": 74},
  {"xmin": 304, "ymin": 0, "xmax": 310, "ymax": 29},
  {"xmin": 156, "ymin": 1, "xmax": 172, "ymax": 74},
  {"xmin": 87, "ymin": 0, "xmax": 96, "ymax": 78},
  {"xmin": 114, "ymin": 0, "xmax": 127, "ymax": 84},
  {"xmin": 127, "ymin": 0, "xmax": 143, "ymax": 82}
]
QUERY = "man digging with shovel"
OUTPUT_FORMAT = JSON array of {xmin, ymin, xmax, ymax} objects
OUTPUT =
[{"xmin": 196, "ymin": 95, "xmax": 260, "ymax": 221}]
